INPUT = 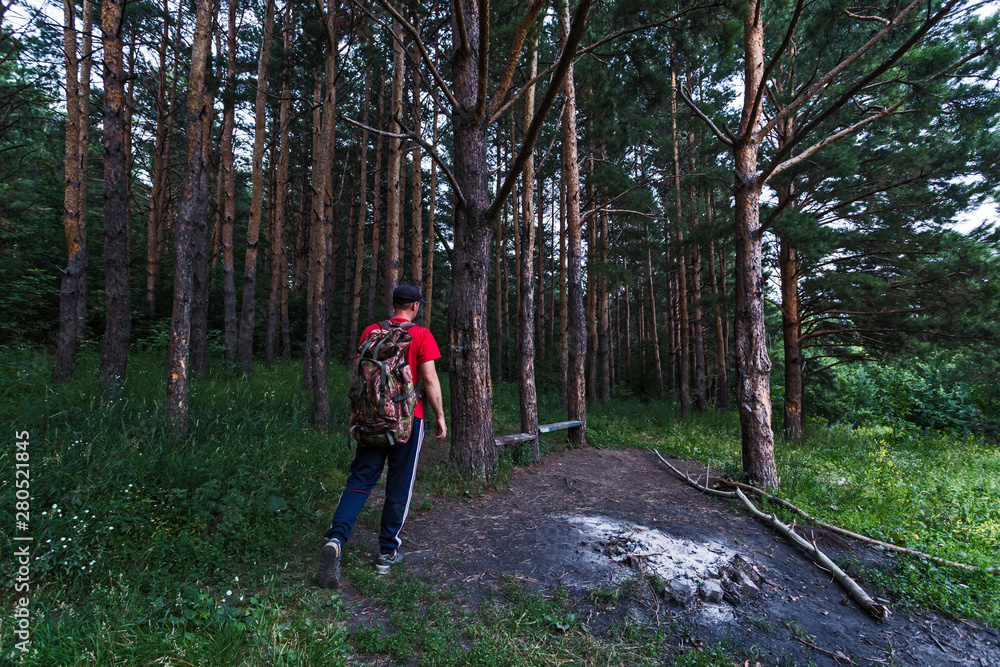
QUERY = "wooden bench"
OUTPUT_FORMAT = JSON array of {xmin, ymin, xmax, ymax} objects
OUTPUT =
[{"xmin": 494, "ymin": 420, "xmax": 583, "ymax": 447}]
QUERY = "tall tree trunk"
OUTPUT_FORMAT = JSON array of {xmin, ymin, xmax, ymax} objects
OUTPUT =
[
  {"xmin": 670, "ymin": 66, "xmax": 690, "ymax": 417},
  {"xmin": 367, "ymin": 85, "xmax": 385, "ymax": 323},
  {"xmin": 644, "ymin": 221, "xmax": 665, "ymax": 398},
  {"xmin": 302, "ymin": 72, "xmax": 322, "ymax": 393},
  {"xmin": 708, "ymin": 233, "xmax": 730, "ymax": 409},
  {"xmin": 493, "ymin": 139, "xmax": 504, "ymax": 383},
  {"xmin": 220, "ymin": 0, "xmax": 238, "ymax": 363},
  {"xmin": 425, "ymin": 92, "xmax": 437, "ymax": 325},
  {"xmin": 99, "ymin": 0, "xmax": 130, "ymax": 388},
  {"xmin": 146, "ymin": 0, "xmax": 178, "ymax": 317},
  {"xmin": 309, "ymin": 1, "xmax": 337, "ymax": 426},
  {"xmin": 348, "ymin": 66, "xmax": 370, "ymax": 353},
  {"xmin": 165, "ymin": 0, "xmax": 212, "ymax": 436},
  {"xmin": 584, "ymin": 152, "xmax": 597, "ymax": 405},
  {"xmin": 267, "ymin": 4, "xmax": 292, "ymax": 370},
  {"xmin": 598, "ymin": 208, "xmax": 611, "ymax": 403},
  {"xmin": 447, "ymin": 0, "xmax": 497, "ymax": 479},
  {"xmin": 189, "ymin": 71, "xmax": 216, "ymax": 379},
  {"xmin": 518, "ymin": 36, "xmax": 539, "ymax": 461},
  {"xmin": 558, "ymin": 169, "xmax": 568, "ymax": 406},
  {"xmin": 623, "ymin": 257, "xmax": 631, "ymax": 383},
  {"xmin": 238, "ymin": 0, "xmax": 274, "ymax": 376},
  {"xmin": 410, "ymin": 32, "xmax": 423, "ymax": 297},
  {"xmin": 53, "ymin": 0, "xmax": 93, "ymax": 383},
  {"xmin": 688, "ymin": 131, "xmax": 707, "ymax": 413},
  {"xmin": 384, "ymin": 18, "xmax": 405, "ymax": 313},
  {"xmin": 779, "ymin": 235, "xmax": 803, "ymax": 440},
  {"xmin": 560, "ymin": 0, "xmax": 586, "ymax": 444},
  {"xmin": 536, "ymin": 173, "xmax": 545, "ymax": 358},
  {"xmin": 733, "ymin": 0, "xmax": 778, "ymax": 489}
]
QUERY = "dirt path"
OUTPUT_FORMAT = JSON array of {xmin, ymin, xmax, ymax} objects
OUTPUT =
[{"xmin": 334, "ymin": 445, "xmax": 1000, "ymax": 666}]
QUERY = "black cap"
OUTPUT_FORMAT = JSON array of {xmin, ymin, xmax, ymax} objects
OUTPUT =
[{"xmin": 393, "ymin": 284, "xmax": 425, "ymax": 304}]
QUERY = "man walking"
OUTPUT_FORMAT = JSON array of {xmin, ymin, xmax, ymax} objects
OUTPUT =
[{"xmin": 317, "ymin": 285, "xmax": 447, "ymax": 588}]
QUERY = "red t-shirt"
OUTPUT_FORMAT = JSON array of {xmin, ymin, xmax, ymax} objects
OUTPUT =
[{"xmin": 359, "ymin": 317, "xmax": 441, "ymax": 419}]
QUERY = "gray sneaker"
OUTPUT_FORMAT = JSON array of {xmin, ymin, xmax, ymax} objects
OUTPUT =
[
  {"xmin": 317, "ymin": 540, "xmax": 341, "ymax": 589},
  {"xmin": 374, "ymin": 549, "xmax": 404, "ymax": 575}
]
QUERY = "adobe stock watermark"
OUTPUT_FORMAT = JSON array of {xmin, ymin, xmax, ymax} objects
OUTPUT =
[{"xmin": 11, "ymin": 430, "xmax": 32, "ymax": 657}]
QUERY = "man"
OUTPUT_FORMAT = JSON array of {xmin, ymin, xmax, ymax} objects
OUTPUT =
[{"xmin": 317, "ymin": 284, "xmax": 447, "ymax": 588}]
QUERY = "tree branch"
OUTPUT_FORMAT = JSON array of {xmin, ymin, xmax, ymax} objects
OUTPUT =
[
  {"xmin": 487, "ymin": 0, "xmax": 593, "ymax": 221},
  {"xmin": 755, "ymin": 0, "xmax": 924, "ymax": 144},
  {"xmin": 746, "ymin": 0, "xmax": 805, "ymax": 135},
  {"xmin": 453, "ymin": 0, "xmax": 469, "ymax": 55},
  {"xmin": 372, "ymin": 0, "xmax": 460, "ymax": 109},
  {"xmin": 764, "ymin": 0, "xmax": 961, "ymax": 165},
  {"xmin": 474, "ymin": 0, "xmax": 489, "ymax": 120},
  {"xmin": 762, "ymin": 101, "xmax": 907, "ymax": 184},
  {"xmin": 488, "ymin": 3, "xmax": 715, "ymax": 125},
  {"xmin": 339, "ymin": 113, "xmax": 467, "ymax": 209},
  {"xmin": 487, "ymin": 0, "xmax": 547, "ymax": 118},
  {"xmin": 677, "ymin": 83, "xmax": 734, "ymax": 146}
]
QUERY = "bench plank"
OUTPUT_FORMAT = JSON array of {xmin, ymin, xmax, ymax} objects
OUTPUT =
[
  {"xmin": 495, "ymin": 432, "xmax": 537, "ymax": 446},
  {"xmin": 537, "ymin": 420, "xmax": 582, "ymax": 433}
]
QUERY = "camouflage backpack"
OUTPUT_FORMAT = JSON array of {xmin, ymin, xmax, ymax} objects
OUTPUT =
[{"xmin": 348, "ymin": 321, "xmax": 420, "ymax": 447}]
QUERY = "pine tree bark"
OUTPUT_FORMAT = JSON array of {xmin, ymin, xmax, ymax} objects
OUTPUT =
[
  {"xmin": 367, "ymin": 85, "xmax": 386, "ymax": 323},
  {"xmin": 560, "ymin": 0, "xmax": 586, "ymax": 444},
  {"xmin": 518, "ymin": 37, "xmax": 539, "ymax": 461},
  {"xmin": 708, "ymin": 230, "xmax": 730, "ymax": 409},
  {"xmin": 307, "ymin": 1, "xmax": 337, "ymax": 426},
  {"xmin": 447, "ymin": 0, "xmax": 497, "ymax": 478},
  {"xmin": 189, "ymin": 63, "xmax": 216, "ymax": 379},
  {"xmin": 53, "ymin": 0, "xmax": 93, "ymax": 383},
  {"xmin": 384, "ymin": 18, "xmax": 405, "ymax": 313},
  {"xmin": 598, "ymin": 208, "xmax": 611, "ymax": 403},
  {"xmin": 220, "ymin": 0, "xmax": 238, "ymax": 363},
  {"xmin": 733, "ymin": 0, "xmax": 779, "ymax": 489},
  {"xmin": 780, "ymin": 235, "xmax": 803, "ymax": 440},
  {"xmin": 536, "ymin": 172, "xmax": 545, "ymax": 358},
  {"xmin": 146, "ymin": 0, "xmax": 178, "ymax": 317},
  {"xmin": 425, "ymin": 92, "xmax": 437, "ymax": 325},
  {"xmin": 558, "ymin": 169, "xmax": 568, "ymax": 406},
  {"xmin": 302, "ymin": 73, "xmax": 322, "ymax": 393},
  {"xmin": 687, "ymin": 131, "xmax": 707, "ymax": 413},
  {"xmin": 98, "ymin": 0, "xmax": 130, "ymax": 388},
  {"xmin": 584, "ymin": 152, "xmax": 597, "ymax": 405},
  {"xmin": 410, "ymin": 34, "xmax": 423, "ymax": 297},
  {"xmin": 644, "ymin": 221, "xmax": 665, "ymax": 398},
  {"xmin": 238, "ymin": 0, "xmax": 274, "ymax": 376},
  {"xmin": 348, "ymin": 66, "xmax": 370, "ymax": 354},
  {"xmin": 266, "ymin": 4, "xmax": 292, "ymax": 371},
  {"xmin": 670, "ymin": 66, "xmax": 690, "ymax": 417},
  {"xmin": 166, "ymin": 0, "xmax": 212, "ymax": 436}
]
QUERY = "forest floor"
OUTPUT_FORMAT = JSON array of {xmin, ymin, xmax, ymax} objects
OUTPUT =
[{"xmin": 304, "ymin": 443, "xmax": 1000, "ymax": 667}]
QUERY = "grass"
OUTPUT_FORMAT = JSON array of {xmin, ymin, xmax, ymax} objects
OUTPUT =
[{"xmin": 1, "ymin": 343, "xmax": 997, "ymax": 664}]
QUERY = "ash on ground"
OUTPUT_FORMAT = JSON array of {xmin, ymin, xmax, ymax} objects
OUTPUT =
[{"xmin": 560, "ymin": 514, "xmax": 768, "ymax": 608}]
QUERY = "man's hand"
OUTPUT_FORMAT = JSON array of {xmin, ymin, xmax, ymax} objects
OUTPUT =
[{"xmin": 420, "ymin": 359, "xmax": 447, "ymax": 441}]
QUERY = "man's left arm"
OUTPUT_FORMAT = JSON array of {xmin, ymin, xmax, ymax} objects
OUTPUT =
[{"xmin": 419, "ymin": 360, "xmax": 447, "ymax": 441}]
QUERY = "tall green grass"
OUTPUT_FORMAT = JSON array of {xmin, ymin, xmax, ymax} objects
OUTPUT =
[{"xmin": 2, "ymin": 345, "xmax": 997, "ymax": 665}]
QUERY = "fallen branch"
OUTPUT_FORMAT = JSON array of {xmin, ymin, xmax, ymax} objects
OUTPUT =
[
  {"xmin": 720, "ymin": 479, "xmax": 998, "ymax": 576},
  {"xmin": 794, "ymin": 636, "xmax": 858, "ymax": 664},
  {"xmin": 650, "ymin": 450, "xmax": 890, "ymax": 622}
]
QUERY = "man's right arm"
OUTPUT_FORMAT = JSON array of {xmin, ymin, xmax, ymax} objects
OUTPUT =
[{"xmin": 419, "ymin": 360, "xmax": 447, "ymax": 441}]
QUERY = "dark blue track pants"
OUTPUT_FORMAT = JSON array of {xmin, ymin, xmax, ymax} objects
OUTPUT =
[{"xmin": 324, "ymin": 417, "xmax": 424, "ymax": 554}]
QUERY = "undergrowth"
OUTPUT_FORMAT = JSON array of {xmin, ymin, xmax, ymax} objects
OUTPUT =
[
  {"xmin": 583, "ymin": 397, "xmax": 1000, "ymax": 628},
  {"xmin": 1, "ymin": 344, "xmax": 995, "ymax": 665}
]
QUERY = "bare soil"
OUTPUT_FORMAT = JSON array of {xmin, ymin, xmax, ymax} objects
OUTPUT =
[{"xmin": 330, "ymin": 444, "xmax": 1000, "ymax": 666}]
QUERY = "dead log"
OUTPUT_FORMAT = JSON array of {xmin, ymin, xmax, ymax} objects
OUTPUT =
[
  {"xmin": 651, "ymin": 449, "xmax": 890, "ymax": 622},
  {"xmin": 720, "ymin": 478, "xmax": 998, "ymax": 576}
]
